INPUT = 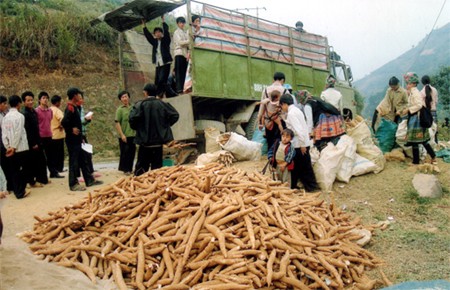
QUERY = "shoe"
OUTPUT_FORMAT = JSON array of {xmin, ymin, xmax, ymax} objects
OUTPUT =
[
  {"xmin": 431, "ymin": 158, "xmax": 438, "ymax": 165},
  {"xmin": 86, "ymin": 180, "xmax": 103, "ymax": 187},
  {"xmin": 30, "ymin": 182, "xmax": 44, "ymax": 188},
  {"xmin": 50, "ymin": 174, "xmax": 64, "ymax": 179},
  {"xmin": 23, "ymin": 189, "xmax": 31, "ymax": 198},
  {"xmin": 124, "ymin": 171, "xmax": 132, "ymax": 176},
  {"xmin": 70, "ymin": 184, "xmax": 86, "ymax": 191}
]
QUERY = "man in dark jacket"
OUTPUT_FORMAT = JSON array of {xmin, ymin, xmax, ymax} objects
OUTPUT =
[
  {"xmin": 142, "ymin": 16, "xmax": 173, "ymax": 97},
  {"xmin": 21, "ymin": 91, "xmax": 49, "ymax": 187},
  {"xmin": 61, "ymin": 88, "xmax": 101, "ymax": 191},
  {"xmin": 130, "ymin": 83, "xmax": 179, "ymax": 176}
]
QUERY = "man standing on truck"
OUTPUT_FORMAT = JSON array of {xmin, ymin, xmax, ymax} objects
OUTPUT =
[
  {"xmin": 130, "ymin": 84, "xmax": 179, "ymax": 176},
  {"xmin": 173, "ymin": 17, "xmax": 189, "ymax": 94},
  {"xmin": 142, "ymin": 16, "xmax": 173, "ymax": 97}
]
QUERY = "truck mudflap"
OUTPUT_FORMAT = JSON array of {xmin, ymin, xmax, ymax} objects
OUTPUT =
[{"xmin": 163, "ymin": 94, "xmax": 196, "ymax": 140}]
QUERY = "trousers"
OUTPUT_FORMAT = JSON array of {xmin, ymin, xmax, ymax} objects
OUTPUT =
[
  {"xmin": 118, "ymin": 137, "xmax": 136, "ymax": 173},
  {"xmin": 134, "ymin": 145, "xmax": 163, "ymax": 176},
  {"xmin": 66, "ymin": 141, "xmax": 94, "ymax": 188}
]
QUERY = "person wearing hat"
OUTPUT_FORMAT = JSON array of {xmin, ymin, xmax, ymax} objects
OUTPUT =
[
  {"xmin": 173, "ymin": 16, "xmax": 189, "ymax": 94},
  {"xmin": 401, "ymin": 72, "xmax": 436, "ymax": 165},
  {"xmin": 142, "ymin": 15, "xmax": 172, "ymax": 97},
  {"xmin": 295, "ymin": 90, "xmax": 314, "ymax": 136},
  {"xmin": 283, "ymin": 83, "xmax": 298, "ymax": 105},
  {"xmin": 62, "ymin": 88, "xmax": 102, "ymax": 191},
  {"xmin": 131, "ymin": 83, "xmax": 179, "ymax": 176},
  {"xmin": 295, "ymin": 21, "xmax": 305, "ymax": 33},
  {"xmin": 320, "ymin": 74, "xmax": 342, "ymax": 112}
]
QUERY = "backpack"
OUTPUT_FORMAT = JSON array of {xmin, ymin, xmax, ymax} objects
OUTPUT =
[{"xmin": 419, "ymin": 106, "xmax": 433, "ymax": 129}]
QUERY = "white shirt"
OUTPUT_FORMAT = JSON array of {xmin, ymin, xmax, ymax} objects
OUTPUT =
[
  {"xmin": 284, "ymin": 105, "xmax": 311, "ymax": 148},
  {"xmin": 420, "ymin": 85, "xmax": 438, "ymax": 111},
  {"xmin": 173, "ymin": 28, "xmax": 189, "ymax": 57},
  {"xmin": 156, "ymin": 40, "xmax": 164, "ymax": 66},
  {"xmin": 320, "ymin": 88, "xmax": 343, "ymax": 112},
  {"xmin": 2, "ymin": 108, "xmax": 29, "ymax": 153}
]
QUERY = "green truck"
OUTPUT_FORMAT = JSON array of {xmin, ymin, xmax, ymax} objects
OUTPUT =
[{"xmin": 93, "ymin": 0, "xmax": 356, "ymax": 141}]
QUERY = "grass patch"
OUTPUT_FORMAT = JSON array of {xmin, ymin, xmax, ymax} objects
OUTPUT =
[{"xmin": 404, "ymin": 188, "xmax": 433, "ymax": 205}]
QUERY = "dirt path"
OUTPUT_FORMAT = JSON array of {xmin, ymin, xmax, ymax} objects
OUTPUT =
[{"xmin": 0, "ymin": 159, "xmax": 449, "ymax": 289}]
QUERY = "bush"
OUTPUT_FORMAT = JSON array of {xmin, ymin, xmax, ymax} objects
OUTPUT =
[{"xmin": 0, "ymin": 0, "xmax": 117, "ymax": 63}]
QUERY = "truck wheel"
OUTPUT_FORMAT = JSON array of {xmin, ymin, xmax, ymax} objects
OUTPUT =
[{"xmin": 244, "ymin": 111, "xmax": 259, "ymax": 140}]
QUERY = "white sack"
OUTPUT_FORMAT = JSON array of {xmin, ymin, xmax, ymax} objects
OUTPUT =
[
  {"xmin": 196, "ymin": 150, "xmax": 229, "ymax": 166},
  {"xmin": 313, "ymin": 143, "xmax": 346, "ymax": 192},
  {"xmin": 204, "ymin": 127, "xmax": 221, "ymax": 153},
  {"xmin": 336, "ymin": 135, "xmax": 357, "ymax": 183},
  {"xmin": 352, "ymin": 153, "xmax": 378, "ymax": 176},
  {"xmin": 218, "ymin": 132, "xmax": 262, "ymax": 161}
]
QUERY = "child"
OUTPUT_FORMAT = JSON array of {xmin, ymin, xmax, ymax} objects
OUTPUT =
[{"xmin": 267, "ymin": 128, "xmax": 296, "ymax": 186}]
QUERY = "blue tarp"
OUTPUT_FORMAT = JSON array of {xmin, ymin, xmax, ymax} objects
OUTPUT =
[
  {"xmin": 252, "ymin": 128, "xmax": 268, "ymax": 155},
  {"xmin": 436, "ymin": 149, "xmax": 450, "ymax": 163},
  {"xmin": 381, "ymin": 280, "xmax": 450, "ymax": 290}
]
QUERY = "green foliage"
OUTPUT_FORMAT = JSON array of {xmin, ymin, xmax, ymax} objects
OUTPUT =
[
  {"xmin": 432, "ymin": 66, "xmax": 450, "ymax": 119},
  {"xmin": 0, "ymin": 0, "xmax": 118, "ymax": 64}
]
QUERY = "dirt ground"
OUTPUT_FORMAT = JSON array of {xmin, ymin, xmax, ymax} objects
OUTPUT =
[{"xmin": 0, "ymin": 157, "xmax": 449, "ymax": 289}]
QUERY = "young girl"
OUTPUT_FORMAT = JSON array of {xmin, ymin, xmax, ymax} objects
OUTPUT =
[{"xmin": 267, "ymin": 129, "xmax": 296, "ymax": 186}]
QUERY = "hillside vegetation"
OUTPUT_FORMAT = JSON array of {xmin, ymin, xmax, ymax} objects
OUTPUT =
[
  {"xmin": 354, "ymin": 23, "xmax": 450, "ymax": 118},
  {"xmin": 0, "ymin": 0, "xmax": 130, "ymax": 157}
]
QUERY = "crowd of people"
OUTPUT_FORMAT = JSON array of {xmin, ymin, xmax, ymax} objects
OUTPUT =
[
  {"xmin": 259, "ymin": 70, "xmax": 441, "ymax": 190},
  {"xmin": 0, "ymin": 89, "xmax": 104, "ymax": 199},
  {"xmin": 372, "ymin": 73, "xmax": 439, "ymax": 165}
]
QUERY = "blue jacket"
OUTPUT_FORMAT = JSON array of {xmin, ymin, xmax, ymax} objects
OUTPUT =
[{"xmin": 267, "ymin": 139, "xmax": 295, "ymax": 170}]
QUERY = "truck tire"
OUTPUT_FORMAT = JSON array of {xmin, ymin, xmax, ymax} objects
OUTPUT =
[{"xmin": 244, "ymin": 111, "xmax": 259, "ymax": 140}]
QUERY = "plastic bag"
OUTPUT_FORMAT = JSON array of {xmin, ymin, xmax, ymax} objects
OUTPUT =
[
  {"xmin": 375, "ymin": 118, "xmax": 397, "ymax": 153},
  {"xmin": 252, "ymin": 128, "xmax": 268, "ymax": 155}
]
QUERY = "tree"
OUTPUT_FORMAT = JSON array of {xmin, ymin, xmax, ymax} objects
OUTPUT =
[{"xmin": 432, "ymin": 66, "xmax": 450, "ymax": 120}]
